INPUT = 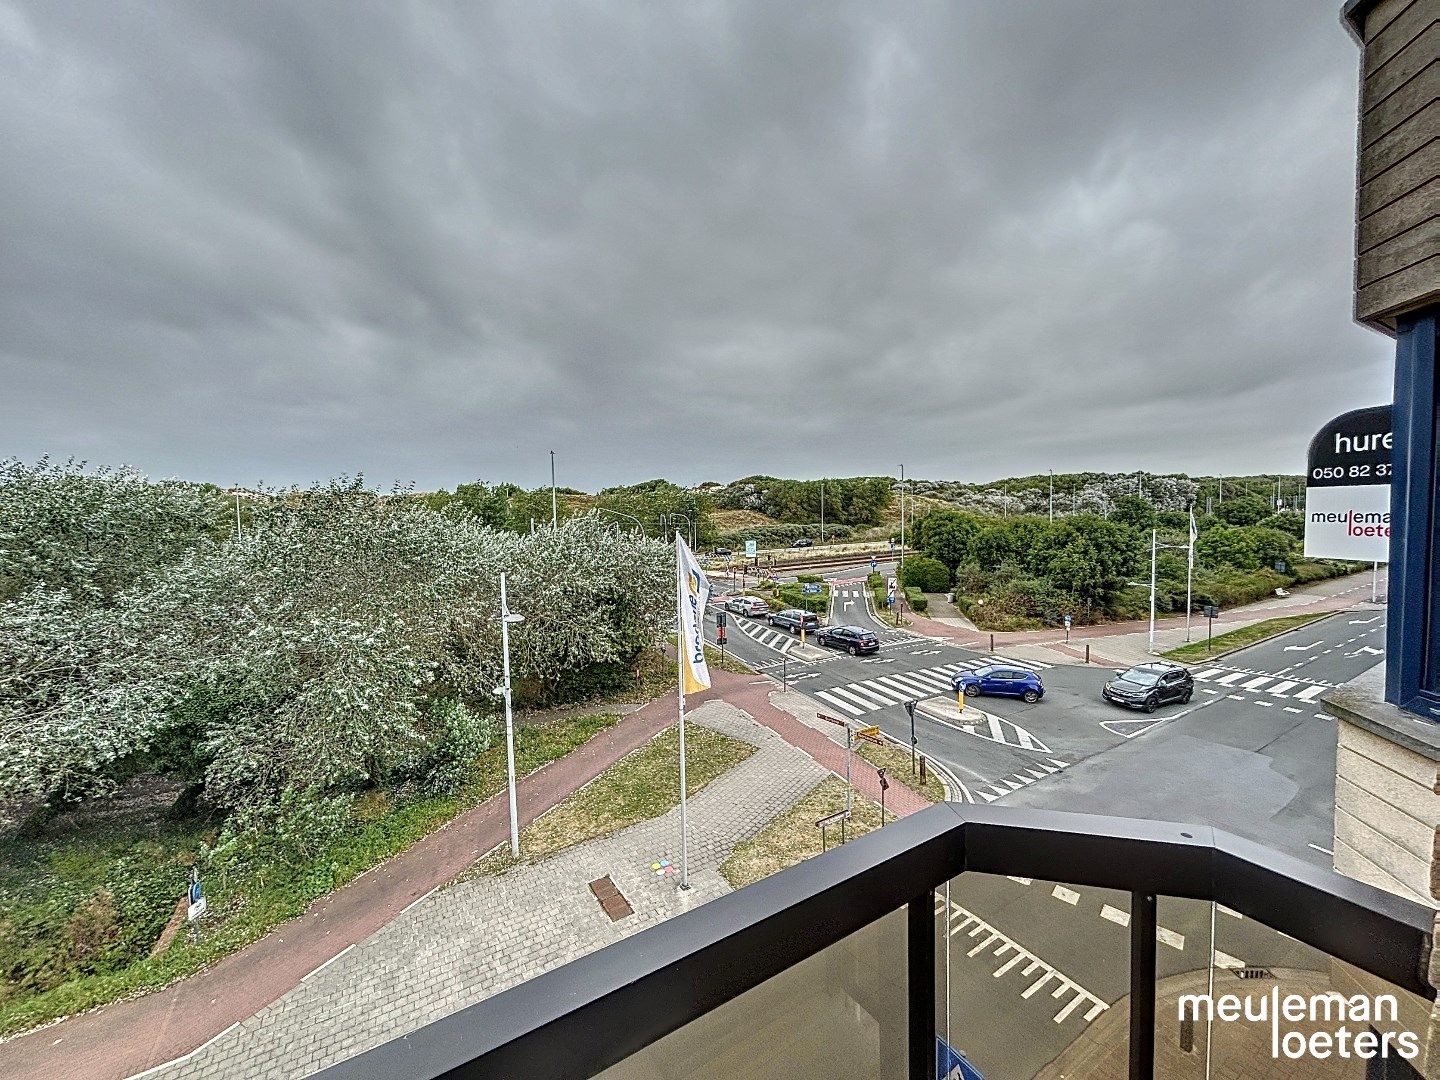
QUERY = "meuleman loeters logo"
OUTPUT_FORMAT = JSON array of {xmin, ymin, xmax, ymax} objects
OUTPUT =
[{"xmin": 1178, "ymin": 990, "xmax": 1419, "ymax": 1062}]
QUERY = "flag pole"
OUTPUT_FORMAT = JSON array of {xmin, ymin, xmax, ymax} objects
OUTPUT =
[
  {"xmin": 676, "ymin": 533, "xmax": 691, "ymax": 890},
  {"xmin": 1185, "ymin": 509, "xmax": 1196, "ymax": 642}
]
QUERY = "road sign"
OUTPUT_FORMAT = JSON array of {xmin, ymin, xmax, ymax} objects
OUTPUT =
[
  {"xmin": 937, "ymin": 1038, "xmax": 984, "ymax": 1080},
  {"xmin": 903, "ymin": 699, "xmax": 917, "ymax": 719},
  {"xmin": 1204, "ymin": 604, "xmax": 1220, "ymax": 619},
  {"xmin": 870, "ymin": 556, "xmax": 878, "ymax": 572},
  {"xmin": 802, "ymin": 583, "xmax": 821, "ymax": 595},
  {"xmin": 187, "ymin": 879, "xmax": 206, "ymax": 922},
  {"xmin": 1304, "ymin": 404, "xmax": 1392, "ymax": 560},
  {"xmin": 817, "ymin": 713, "xmax": 846, "ymax": 727},
  {"xmin": 856, "ymin": 725, "xmax": 883, "ymax": 744},
  {"xmin": 876, "ymin": 768, "xmax": 889, "ymax": 791},
  {"xmin": 1063, "ymin": 613, "xmax": 1072, "ymax": 627},
  {"xmin": 745, "ymin": 539, "xmax": 757, "ymax": 557},
  {"xmin": 815, "ymin": 809, "xmax": 851, "ymax": 829}
]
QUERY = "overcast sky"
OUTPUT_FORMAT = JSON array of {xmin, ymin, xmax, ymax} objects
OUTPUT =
[{"xmin": 0, "ymin": 2, "xmax": 1391, "ymax": 492}]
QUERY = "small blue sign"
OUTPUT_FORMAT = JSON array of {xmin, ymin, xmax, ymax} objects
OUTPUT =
[
  {"xmin": 938, "ymin": 1038, "xmax": 984, "ymax": 1080},
  {"xmin": 189, "ymin": 880, "xmax": 203, "ymax": 905},
  {"xmin": 1063, "ymin": 614, "xmax": 1072, "ymax": 627},
  {"xmin": 802, "ymin": 583, "xmax": 821, "ymax": 595}
]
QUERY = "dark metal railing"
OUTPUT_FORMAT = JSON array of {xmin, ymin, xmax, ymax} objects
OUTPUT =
[{"xmin": 316, "ymin": 803, "xmax": 1435, "ymax": 1080}]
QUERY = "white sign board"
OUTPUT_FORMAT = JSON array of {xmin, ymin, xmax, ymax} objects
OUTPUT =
[
  {"xmin": 744, "ymin": 539, "xmax": 757, "ymax": 557},
  {"xmin": 1304, "ymin": 404, "xmax": 1392, "ymax": 561}
]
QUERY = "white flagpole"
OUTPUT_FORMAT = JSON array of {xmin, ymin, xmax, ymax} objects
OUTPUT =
[
  {"xmin": 1185, "ymin": 511, "xmax": 1196, "ymax": 642},
  {"xmin": 1148, "ymin": 528, "xmax": 1158, "ymax": 655},
  {"xmin": 676, "ymin": 533, "xmax": 691, "ymax": 890}
]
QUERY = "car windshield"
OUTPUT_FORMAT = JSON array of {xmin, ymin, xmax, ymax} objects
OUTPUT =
[
  {"xmin": 1120, "ymin": 668, "xmax": 1162, "ymax": 686},
  {"xmin": 973, "ymin": 666, "xmax": 997, "ymax": 677}
]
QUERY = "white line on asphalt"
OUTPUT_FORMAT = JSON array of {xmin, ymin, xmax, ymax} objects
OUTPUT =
[
  {"xmin": 1308, "ymin": 844, "xmax": 1334, "ymax": 856},
  {"xmin": 1265, "ymin": 681, "xmax": 1299, "ymax": 696},
  {"xmin": 1314, "ymin": 712, "xmax": 1330, "ymax": 719},
  {"xmin": 1283, "ymin": 707, "xmax": 1301, "ymax": 714},
  {"xmin": 1214, "ymin": 951, "xmax": 1246, "ymax": 969},
  {"xmin": 1051, "ymin": 885, "xmax": 1080, "ymax": 905},
  {"xmin": 1008, "ymin": 876, "xmax": 1032, "ymax": 885},
  {"xmin": 844, "ymin": 683, "xmax": 899, "ymax": 709},
  {"xmin": 1240, "ymin": 676, "xmax": 1275, "ymax": 690},
  {"xmin": 1255, "ymin": 701, "xmax": 1273, "ymax": 708},
  {"xmin": 1293, "ymin": 685, "xmax": 1327, "ymax": 702},
  {"xmin": 813, "ymin": 690, "xmax": 865, "ymax": 716},
  {"xmin": 1216, "ymin": 671, "xmax": 1248, "ymax": 685},
  {"xmin": 1191, "ymin": 668, "xmax": 1221, "ymax": 681},
  {"xmin": 1218, "ymin": 905, "xmax": 1243, "ymax": 919},
  {"xmin": 1100, "ymin": 904, "xmax": 1130, "ymax": 927}
]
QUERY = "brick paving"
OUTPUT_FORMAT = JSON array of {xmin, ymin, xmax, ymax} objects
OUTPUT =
[{"xmin": 141, "ymin": 699, "xmax": 828, "ymax": 1079}]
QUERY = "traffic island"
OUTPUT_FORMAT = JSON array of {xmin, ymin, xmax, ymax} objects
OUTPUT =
[
  {"xmin": 917, "ymin": 695, "xmax": 992, "ymax": 728},
  {"xmin": 785, "ymin": 640, "xmax": 829, "ymax": 662}
]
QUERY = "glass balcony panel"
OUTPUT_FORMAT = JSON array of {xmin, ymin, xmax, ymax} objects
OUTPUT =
[
  {"xmin": 595, "ymin": 907, "xmax": 907, "ymax": 1080},
  {"xmin": 1151, "ymin": 894, "xmax": 1218, "ymax": 1078},
  {"xmin": 937, "ymin": 873, "xmax": 1129, "ymax": 1079}
]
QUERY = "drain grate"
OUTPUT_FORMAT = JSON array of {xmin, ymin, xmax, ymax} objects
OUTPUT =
[
  {"xmin": 1234, "ymin": 967, "xmax": 1275, "ymax": 980},
  {"xmin": 589, "ymin": 875, "xmax": 634, "ymax": 921}
]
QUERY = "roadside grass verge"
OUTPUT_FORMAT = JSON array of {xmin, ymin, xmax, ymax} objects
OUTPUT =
[
  {"xmin": 1161, "ymin": 611, "xmax": 1333, "ymax": 664},
  {"xmin": 0, "ymin": 710, "xmax": 624, "ymax": 1039},
  {"xmin": 720, "ymin": 776, "xmax": 883, "ymax": 890},
  {"xmin": 855, "ymin": 740, "xmax": 946, "ymax": 803},
  {"xmin": 470, "ymin": 724, "xmax": 755, "ymax": 877}
]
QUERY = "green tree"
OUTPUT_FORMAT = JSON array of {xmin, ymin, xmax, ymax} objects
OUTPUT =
[
  {"xmin": 899, "ymin": 556, "xmax": 950, "ymax": 593},
  {"xmin": 1108, "ymin": 494, "xmax": 1156, "ymax": 532},
  {"xmin": 913, "ymin": 510, "xmax": 981, "ymax": 572},
  {"xmin": 1216, "ymin": 496, "xmax": 1269, "ymax": 527},
  {"xmin": 1256, "ymin": 511, "xmax": 1304, "ymax": 540},
  {"xmin": 1249, "ymin": 526, "xmax": 1296, "ymax": 569},
  {"xmin": 1196, "ymin": 525, "xmax": 1260, "ymax": 569}
]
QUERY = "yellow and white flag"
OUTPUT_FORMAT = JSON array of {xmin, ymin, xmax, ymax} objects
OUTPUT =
[{"xmin": 676, "ymin": 533, "xmax": 711, "ymax": 694}]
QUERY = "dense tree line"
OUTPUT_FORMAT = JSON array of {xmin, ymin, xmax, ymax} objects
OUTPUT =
[
  {"xmin": 711, "ymin": 476, "xmax": 892, "ymax": 527},
  {"xmin": 1, "ymin": 461, "xmax": 670, "ymax": 834},
  {"xmin": 907, "ymin": 502, "xmax": 1346, "ymax": 629}
]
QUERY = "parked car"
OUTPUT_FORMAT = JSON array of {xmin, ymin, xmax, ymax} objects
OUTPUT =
[
  {"xmin": 949, "ymin": 665, "xmax": 1045, "ymax": 703},
  {"xmin": 792, "ymin": 537, "xmax": 814, "ymax": 547},
  {"xmin": 725, "ymin": 596, "xmax": 770, "ymax": 617},
  {"xmin": 1102, "ymin": 663, "xmax": 1194, "ymax": 713},
  {"xmin": 815, "ymin": 625, "xmax": 880, "ymax": 655},
  {"xmin": 713, "ymin": 547, "xmax": 733, "ymax": 557},
  {"xmin": 768, "ymin": 608, "xmax": 820, "ymax": 634}
]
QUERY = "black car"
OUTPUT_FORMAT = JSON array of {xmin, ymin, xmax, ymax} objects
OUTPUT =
[
  {"xmin": 713, "ymin": 547, "xmax": 733, "ymax": 557},
  {"xmin": 815, "ymin": 625, "xmax": 880, "ymax": 655},
  {"xmin": 792, "ymin": 537, "xmax": 813, "ymax": 547},
  {"xmin": 1102, "ymin": 663, "xmax": 1194, "ymax": 713},
  {"xmin": 769, "ymin": 608, "xmax": 821, "ymax": 634}
]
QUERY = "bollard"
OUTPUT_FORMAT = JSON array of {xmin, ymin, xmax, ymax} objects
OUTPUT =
[
  {"xmin": 990, "ymin": 633, "xmax": 995, "ymax": 652},
  {"xmin": 919, "ymin": 756, "xmax": 928, "ymax": 784},
  {"xmin": 1085, "ymin": 643, "xmax": 1090, "ymax": 664}
]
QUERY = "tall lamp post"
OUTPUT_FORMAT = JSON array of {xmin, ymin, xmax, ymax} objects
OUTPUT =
[
  {"xmin": 597, "ymin": 507, "xmax": 644, "ymax": 534},
  {"xmin": 494, "ymin": 573, "xmax": 526, "ymax": 857},
  {"xmin": 1131, "ymin": 529, "xmax": 1187, "ymax": 654}
]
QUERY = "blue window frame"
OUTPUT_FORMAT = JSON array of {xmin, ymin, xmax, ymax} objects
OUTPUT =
[{"xmin": 1386, "ymin": 307, "xmax": 1440, "ymax": 720}]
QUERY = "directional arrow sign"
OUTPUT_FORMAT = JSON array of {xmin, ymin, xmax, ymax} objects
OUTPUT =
[
  {"xmin": 1284, "ymin": 641, "xmax": 1323, "ymax": 651},
  {"xmin": 1345, "ymin": 645, "xmax": 1384, "ymax": 657},
  {"xmin": 1349, "ymin": 616, "xmax": 1382, "ymax": 625}
]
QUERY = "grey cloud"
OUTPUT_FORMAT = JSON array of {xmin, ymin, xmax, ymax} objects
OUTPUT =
[{"xmin": 0, "ymin": 1, "xmax": 1392, "ymax": 490}]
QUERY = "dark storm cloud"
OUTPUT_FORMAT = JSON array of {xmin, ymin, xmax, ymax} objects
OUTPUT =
[{"xmin": 0, "ymin": 1, "xmax": 1390, "ymax": 490}]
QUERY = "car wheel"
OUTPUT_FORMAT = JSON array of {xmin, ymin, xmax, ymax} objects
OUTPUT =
[
  {"xmin": 791, "ymin": 625, "xmax": 798, "ymax": 635},
  {"xmin": 1022, "ymin": 690, "xmax": 1039, "ymax": 703},
  {"xmin": 848, "ymin": 645, "xmax": 858, "ymax": 656},
  {"xmin": 1181, "ymin": 689, "xmax": 1193, "ymax": 704},
  {"xmin": 1144, "ymin": 695, "xmax": 1159, "ymax": 714},
  {"xmin": 967, "ymin": 685, "xmax": 981, "ymax": 698}
]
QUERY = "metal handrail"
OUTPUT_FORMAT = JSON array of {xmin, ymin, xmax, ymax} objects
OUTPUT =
[{"xmin": 317, "ymin": 803, "xmax": 1434, "ymax": 1080}]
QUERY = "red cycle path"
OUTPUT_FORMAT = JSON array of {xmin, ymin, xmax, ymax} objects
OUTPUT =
[{"xmin": 1, "ymin": 670, "xmax": 924, "ymax": 1080}]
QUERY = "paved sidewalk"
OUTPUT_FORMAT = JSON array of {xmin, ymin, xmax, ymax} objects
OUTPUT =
[
  {"xmin": 0, "ymin": 691, "xmax": 699, "ymax": 1080},
  {"xmin": 143, "ymin": 700, "xmax": 829, "ymax": 1079}
]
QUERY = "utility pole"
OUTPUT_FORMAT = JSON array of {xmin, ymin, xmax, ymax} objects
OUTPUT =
[
  {"xmin": 1148, "ymin": 529, "xmax": 1158, "ymax": 654},
  {"xmin": 819, "ymin": 482, "xmax": 825, "ymax": 544},
  {"xmin": 1049, "ymin": 469, "xmax": 1054, "ymax": 522},
  {"xmin": 898, "ymin": 464, "xmax": 906, "ymax": 571},
  {"xmin": 549, "ymin": 450, "xmax": 557, "ymax": 528}
]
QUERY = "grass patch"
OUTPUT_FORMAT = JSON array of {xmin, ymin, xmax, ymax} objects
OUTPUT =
[
  {"xmin": 472, "ymin": 724, "xmax": 755, "ymax": 876},
  {"xmin": 0, "ymin": 711, "xmax": 623, "ymax": 1039},
  {"xmin": 721, "ymin": 776, "xmax": 885, "ymax": 890},
  {"xmin": 855, "ymin": 740, "xmax": 945, "ymax": 803},
  {"xmin": 704, "ymin": 642, "xmax": 754, "ymax": 675},
  {"xmin": 1161, "ymin": 611, "xmax": 1333, "ymax": 663}
]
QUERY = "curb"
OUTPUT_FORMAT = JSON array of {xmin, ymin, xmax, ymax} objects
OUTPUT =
[{"xmin": 1160, "ymin": 609, "xmax": 1347, "ymax": 666}]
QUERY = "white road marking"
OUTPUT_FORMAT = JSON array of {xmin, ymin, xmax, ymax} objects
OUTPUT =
[
  {"xmin": 813, "ymin": 690, "xmax": 865, "ymax": 716},
  {"xmin": 1283, "ymin": 706, "xmax": 1301, "ymax": 714},
  {"xmin": 1157, "ymin": 927, "xmax": 1185, "ymax": 951},
  {"xmin": 1293, "ymin": 685, "xmax": 1327, "ymax": 702},
  {"xmin": 1265, "ymin": 681, "xmax": 1299, "ymax": 696},
  {"xmin": 1051, "ymin": 885, "xmax": 1080, "ymax": 906},
  {"xmin": 1240, "ymin": 676, "xmax": 1274, "ymax": 690},
  {"xmin": 1308, "ymin": 843, "xmax": 1334, "ymax": 856},
  {"xmin": 1213, "ymin": 951, "xmax": 1246, "ymax": 969},
  {"xmin": 1007, "ymin": 876, "xmax": 1032, "ymax": 885},
  {"xmin": 1100, "ymin": 904, "xmax": 1130, "ymax": 927},
  {"xmin": 1216, "ymin": 672, "xmax": 1248, "ymax": 685},
  {"xmin": 1190, "ymin": 668, "xmax": 1221, "ymax": 681},
  {"xmin": 1218, "ymin": 905, "xmax": 1243, "ymax": 919}
]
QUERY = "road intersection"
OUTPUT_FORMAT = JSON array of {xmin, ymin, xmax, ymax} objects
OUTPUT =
[{"xmin": 708, "ymin": 560, "xmax": 1387, "ymax": 1077}]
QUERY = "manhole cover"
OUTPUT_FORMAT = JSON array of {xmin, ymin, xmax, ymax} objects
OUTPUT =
[{"xmin": 589, "ymin": 875, "xmax": 634, "ymax": 921}]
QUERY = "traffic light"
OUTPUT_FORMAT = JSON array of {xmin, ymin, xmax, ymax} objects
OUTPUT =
[
  {"xmin": 903, "ymin": 699, "xmax": 917, "ymax": 720},
  {"xmin": 716, "ymin": 611, "xmax": 726, "ymax": 628}
]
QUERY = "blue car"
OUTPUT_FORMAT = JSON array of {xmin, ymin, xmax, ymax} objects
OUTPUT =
[{"xmin": 949, "ymin": 664, "xmax": 1044, "ymax": 703}]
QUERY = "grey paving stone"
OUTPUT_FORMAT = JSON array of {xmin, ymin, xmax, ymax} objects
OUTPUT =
[{"xmin": 145, "ymin": 700, "xmax": 826, "ymax": 1079}]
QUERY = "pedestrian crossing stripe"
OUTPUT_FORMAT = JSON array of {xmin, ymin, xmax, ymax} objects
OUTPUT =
[
  {"xmin": 809, "ymin": 659, "xmax": 1000, "ymax": 715},
  {"xmin": 1189, "ymin": 667, "xmax": 1336, "ymax": 702}
]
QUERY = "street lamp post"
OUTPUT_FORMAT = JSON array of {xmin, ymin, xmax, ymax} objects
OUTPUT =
[
  {"xmin": 597, "ymin": 507, "xmax": 644, "ymax": 534},
  {"xmin": 1049, "ymin": 470, "xmax": 1054, "ymax": 522},
  {"xmin": 549, "ymin": 450, "xmax": 557, "ymax": 528},
  {"xmin": 494, "ymin": 572, "xmax": 526, "ymax": 857},
  {"xmin": 819, "ymin": 482, "xmax": 824, "ymax": 544},
  {"xmin": 1131, "ymin": 530, "xmax": 1188, "ymax": 654}
]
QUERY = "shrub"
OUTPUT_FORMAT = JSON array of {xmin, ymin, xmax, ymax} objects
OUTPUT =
[
  {"xmin": 902, "ymin": 587, "xmax": 928, "ymax": 613},
  {"xmin": 899, "ymin": 556, "xmax": 950, "ymax": 593}
]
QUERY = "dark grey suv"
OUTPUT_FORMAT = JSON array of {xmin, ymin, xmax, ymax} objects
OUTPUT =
[
  {"xmin": 769, "ymin": 609, "xmax": 820, "ymax": 634},
  {"xmin": 1102, "ymin": 663, "xmax": 1194, "ymax": 713}
]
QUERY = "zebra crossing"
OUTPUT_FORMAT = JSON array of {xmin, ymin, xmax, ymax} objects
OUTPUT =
[
  {"xmin": 1189, "ymin": 666, "xmax": 1333, "ymax": 703},
  {"xmin": 811, "ymin": 656, "xmax": 1051, "ymax": 718},
  {"xmin": 728, "ymin": 615, "xmax": 803, "ymax": 655}
]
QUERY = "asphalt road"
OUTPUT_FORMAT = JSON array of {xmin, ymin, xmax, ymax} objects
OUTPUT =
[{"xmin": 706, "ymin": 564, "xmax": 1387, "ymax": 1078}]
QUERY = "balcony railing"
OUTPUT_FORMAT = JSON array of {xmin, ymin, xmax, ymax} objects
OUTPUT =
[{"xmin": 316, "ymin": 803, "xmax": 1435, "ymax": 1079}]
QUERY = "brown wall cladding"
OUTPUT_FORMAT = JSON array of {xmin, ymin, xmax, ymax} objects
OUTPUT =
[{"xmin": 1353, "ymin": 0, "xmax": 1440, "ymax": 330}]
